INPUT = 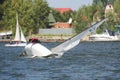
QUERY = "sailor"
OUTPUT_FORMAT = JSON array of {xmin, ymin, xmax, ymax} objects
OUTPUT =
[{"xmin": 29, "ymin": 38, "xmax": 41, "ymax": 43}]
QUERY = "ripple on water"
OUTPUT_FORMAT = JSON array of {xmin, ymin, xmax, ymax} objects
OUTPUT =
[{"xmin": 0, "ymin": 42, "xmax": 120, "ymax": 80}]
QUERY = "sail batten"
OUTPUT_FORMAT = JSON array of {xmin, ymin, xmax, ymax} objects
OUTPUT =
[{"xmin": 51, "ymin": 19, "xmax": 107, "ymax": 57}]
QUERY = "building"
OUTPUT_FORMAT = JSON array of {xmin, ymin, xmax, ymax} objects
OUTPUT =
[
  {"xmin": 53, "ymin": 18, "xmax": 72, "ymax": 28},
  {"xmin": 54, "ymin": 22, "xmax": 71, "ymax": 28},
  {"xmin": 55, "ymin": 8, "xmax": 72, "ymax": 14},
  {"xmin": 105, "ymin": 3, "xmax": 114, "ymax": 17}
]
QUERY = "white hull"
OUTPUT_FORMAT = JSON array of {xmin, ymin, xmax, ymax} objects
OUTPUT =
[
  {"xmin": 90, "ymin": 34, "xmax": 118, "ymax": 41},
  {"xmin": 5, "ymin": 43, "xmax": 27, "ymax": 47},
  {"xmin": 90, "ymin": 37, "xmax": 118, "ymax": 41},
  {"xmin": 24, "ymin": 43, "xmax": 52, "ymax": 57}
]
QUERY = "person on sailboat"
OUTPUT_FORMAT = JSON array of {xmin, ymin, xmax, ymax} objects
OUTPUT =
[
  {"xmin": 29, "ymin": 38, "xmax": 41, "ymax": 43},
  {"xmin": 19, "ymin": 38, "xmax": 42, "ymax": 57}
]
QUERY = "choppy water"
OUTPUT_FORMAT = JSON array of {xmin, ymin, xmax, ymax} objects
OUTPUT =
[{"xmin": 0, "ymin": 42, "xmax": 120, "ymax": 80}]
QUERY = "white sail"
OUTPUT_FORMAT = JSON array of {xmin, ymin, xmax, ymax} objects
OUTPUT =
[
  {"xmin": 14, "ymin": 14, "xmax": 20, "ymax": 41},
  {"xmin": 51, "ymin": 19, "xmax": 107, "ymax": 57},
  {"xmin": 5, "ymin": 13, "xmax": 27, "ymax": 47},
  {"xmin": 13, "ymin": 14, "xmax": 26, "ymax": 42},
  {"xmin": 20, "ymin": 26, "xmax": 27, "ymax": 42}
]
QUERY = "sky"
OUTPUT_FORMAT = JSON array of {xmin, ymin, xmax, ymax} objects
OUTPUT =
[{"xmin": 46, "ymin": 0, "xmax": 93, "ymax": 11}]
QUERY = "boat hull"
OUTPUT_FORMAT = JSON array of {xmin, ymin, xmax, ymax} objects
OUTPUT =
[
  {"xmin": 90, "ymin": 34, "xmax": 118, "ymax": 41},
  {"xmin": 23, "ymin": 43, "xmax": 52, "ymax": 57}
]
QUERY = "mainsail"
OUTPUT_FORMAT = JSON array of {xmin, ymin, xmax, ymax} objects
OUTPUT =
[
  {"xmin": 14, "ymin": 14, "xmax": 20, "ymax": 41},
  {"xmin": 14, "ymin": 14, "xmax": 26, "ymax": 42},
  {"xmin": 51, "ymin": 19, "xmax": 107, "ymax": 57}
]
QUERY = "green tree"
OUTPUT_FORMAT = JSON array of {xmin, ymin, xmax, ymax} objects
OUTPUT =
[
  {"xmin": 0, "ymin": 0, "xmax": 4, "ymax": 20},
  {"xmin": 74, "ymin": 5, "xmax": 93, "ymax": 33},
  {"xmin": 33, "ymin": 0, "xmax": 50, "ymax": 29},
  {"xmin": 0, "ymin": 0, "xmax": 6, "ymax": 31},
  {"xmin": 62, "ymin": 11, "xmax": 74, "ymax": 22},
  {"xmin": 114, "ymin": 0, "xmax": 120, "ymax": 22},
  {"xmin": 93, "ymin": 0, "xmax": 114, "ymax": 7},
  {"xmin": 1, "ymin": 0, "xmax": 50, "ymax": 35},
  {"xmin": 51, "ymin": 9, "xmax": 66, "ymax": 22},
  {"xmin": 107, "ymin": 13, "xmax": 116, "ymax": 31},
  {"xmin": 1, "ymin": 0, "xmax": 34, "ymax": 35}
]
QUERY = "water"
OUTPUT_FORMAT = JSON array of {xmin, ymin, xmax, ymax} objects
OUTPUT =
[{"xmin": 0, "ymin": 42, "xmax": 120, "ymax": 80}]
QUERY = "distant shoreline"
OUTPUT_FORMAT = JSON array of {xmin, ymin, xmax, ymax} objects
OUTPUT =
[{"xmin": 1, "ymin": 39, "xmax": 120, "ymax": 43}]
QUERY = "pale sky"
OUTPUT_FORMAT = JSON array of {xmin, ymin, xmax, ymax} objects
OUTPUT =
[{"xmin": 46, "ymin": 0, "xmax": 93, "ymax": 10}]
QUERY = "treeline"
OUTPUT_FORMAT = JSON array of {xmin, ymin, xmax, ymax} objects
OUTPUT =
[
  {"xmin": 0, "ymin": 0, "xmax": 120, "ymax": 36},
  {"xmin": 0, "ymin": 0, "xmax": 50, "ymax": 36}
]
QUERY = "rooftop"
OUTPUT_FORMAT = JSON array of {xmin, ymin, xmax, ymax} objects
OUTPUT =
[{"xmin": 55, "ymin": 8, "xmax": 72, "ymax": 13}]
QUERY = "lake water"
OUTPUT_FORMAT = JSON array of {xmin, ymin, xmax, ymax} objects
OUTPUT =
[{"xmin": 0, "ymin": 42, "xmax": 120, "ymax": 80}]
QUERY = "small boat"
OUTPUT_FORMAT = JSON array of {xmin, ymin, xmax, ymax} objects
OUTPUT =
[
  {"xmin": 90, "ymin": 29, "xmax": 118, "ymax": 41},
  {"xmin": 20, "ymin": 19, "xmax": 107, "ymax": 58},
  {"xmin": 5, "ymin": 14, "xmax": 27, "ymax": 47}
]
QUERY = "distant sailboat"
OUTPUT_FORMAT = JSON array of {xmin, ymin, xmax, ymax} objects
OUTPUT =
[
  {"xmin": 5, "ymin": 14, "xmax": 27, "ymax": 47},
  {"xmin": 21, "ymin": 19, "xmax": 107, "ymax": 58}
]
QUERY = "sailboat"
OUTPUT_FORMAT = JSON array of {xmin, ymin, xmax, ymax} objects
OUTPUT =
[
  {"xmin": 5, "ymin": 14, "xmax": 27, "ymax": 47},
  {"xmin": 20, "ymin": 19, "xmax": 107, "ymax": 58}
]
